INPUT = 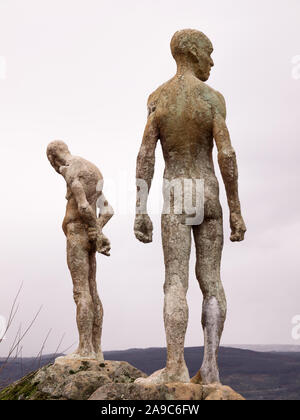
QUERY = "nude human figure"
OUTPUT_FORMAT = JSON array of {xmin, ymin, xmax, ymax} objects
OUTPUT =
[
  {"xmin": 134, "ymin": 30, "xmax": 246, "ymax": 385},
  {"xmin": 47, "ymin": 141, "xmax": 113, "ymax": 361}
]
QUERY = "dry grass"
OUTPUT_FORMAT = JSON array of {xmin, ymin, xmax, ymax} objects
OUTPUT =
[{"xmin": 0, "ymin": 284, "xmax": 75, "ymax": 388}]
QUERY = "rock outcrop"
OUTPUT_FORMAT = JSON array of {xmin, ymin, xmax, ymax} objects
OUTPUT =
[
  {"xmin": 0, "ymin": 358, "xmax": 146, "ymax": 401},
  {"xmin": 89, "ymin": 382, "xmax": 245, "ymax": 401},
  {"xmin": 0, "ymin": 357, "xmax": 244, "ymax": 401}
]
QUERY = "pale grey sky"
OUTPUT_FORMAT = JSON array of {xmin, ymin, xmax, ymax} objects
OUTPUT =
[{"xmin": 0, "ymin": 0, "xmax": 300, "ymax": 356}]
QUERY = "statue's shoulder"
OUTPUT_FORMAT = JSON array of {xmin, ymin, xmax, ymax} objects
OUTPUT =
[
  {"xmin": 77, "ymin": 157, "xmax": 102, "ymax": 179},
  {"xmin": 64, "ymin": 158, "xmax": 102, "ymax": 187},
  {"xmin": 203, "ymin": 84, "xmax": 227, "ymax": 118},
  {"xmin": 214, "ymin": 90, "xmax": 227, "ymax": 118},
  {"xmin": 147, "ymin": 78, "xmax": 174, "ymax": 116},
  {"xmin": 63, "ymin": 157, "xmax": 84, "ymax": 181},
  {"xmin": 214, "ymin": 90, "xmax": 226, "ymax": 108}
]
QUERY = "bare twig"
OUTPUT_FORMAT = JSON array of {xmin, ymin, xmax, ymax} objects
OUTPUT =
[
  {"xmin": 0, "ymin": 306, "xmax": 42, "ymax": 376},
  {"xmin": 60, "ymin": 342, "xmax": 76, "ymax": 356},
  {"xmin": 51, "ymin": 333, "xmax": 66, "ymax": 362},
  {"xmin": 20, "ymin": 347, "xmax": 24, "ymax": 378},
  {"xmin": 0, "ymin": 283, "xmax": 23, "ymax": 344},
  {"xmin": 35, "ymin": 329, "xmax": 52, "ymax": 369}
]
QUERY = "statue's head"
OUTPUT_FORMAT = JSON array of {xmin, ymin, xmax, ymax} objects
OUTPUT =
[
  {"xmin": 171, "ymin": 29, "xmax": 214, "ymax": 81},
  {"xmin": 47, "ymin": 140, "xmax": 71, "ymax": 173}
]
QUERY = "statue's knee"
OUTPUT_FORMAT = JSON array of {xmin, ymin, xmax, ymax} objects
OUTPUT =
[
  {"xmin": 93, "ymin": 301, "xmax": 103, "ymax": 320},
  {"xmin": 73, "ymin": 290, "xmax": 93, "ymax": 308},
  {"xmin": 93, "ymin": 314, "xmax": 102, "ymax": 328},
  {"xmin": 164, "ymin": 274, "xmax": 188, "ymax": 295}
]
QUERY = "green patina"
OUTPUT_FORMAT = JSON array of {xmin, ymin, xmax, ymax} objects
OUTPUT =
[{"xmin": 0, "ymin": 371, "xmax": 49, "ymax": 401}]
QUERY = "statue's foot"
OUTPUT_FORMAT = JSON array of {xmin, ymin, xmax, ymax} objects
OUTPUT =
[
  {"xmin": 191, "ymin": 365, "xmax": 220, "ymax": 385},
  {"xmin": 95, "ymin": 351, "xmax": 105, "ymax": 363},
  {"xmin": 135, "ymin": 365, "xmax": 190, "ymax": 385},
  {"xmin": 58, "ymin": 349, "xmax": 99, "ymax": 362},
  {"xmin": 191, "ymin": 369, "xmax": 203, "ymax": 384}
]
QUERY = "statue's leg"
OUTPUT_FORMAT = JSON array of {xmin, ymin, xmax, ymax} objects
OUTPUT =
[
  {"xmin": 88, "ymin": 252, "xmax": 104, "ymax": 361},
  {"xmin": 191, "ymin": 216, "xmax": 226, "ymax": 385},
  {"xmin": 136, "ymin": 213, "xmax": 191, "ymax": 385},
  {"xmin": 66, "ymin": 227, "xmax": 96, "ymax": 359},
  {"xmin": 163, "ymin": 213, "xmax": 191, "ymax": 381}
]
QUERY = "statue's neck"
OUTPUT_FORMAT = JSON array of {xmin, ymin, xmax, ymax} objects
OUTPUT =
[{"xmin": 176, "ymin": 63, "xmax": 196, "ymax": 78}]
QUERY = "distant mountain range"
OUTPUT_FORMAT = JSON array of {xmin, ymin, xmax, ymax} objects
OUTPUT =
[
  {"xmin": 226, "ymin": 344, "xmax": 300, "ymax": 353},
  {"xmin": 1, "ymin": 346, "xmax": 300, "ymax": 400}
]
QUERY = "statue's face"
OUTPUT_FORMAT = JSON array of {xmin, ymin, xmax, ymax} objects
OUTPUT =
[
  {"xmin": 191, "ymin": 39, "xmax": 214, "ymax": 81},
  {"xmin": 48, "ymin": 153, "xmax": 66, "ymax": 174}
]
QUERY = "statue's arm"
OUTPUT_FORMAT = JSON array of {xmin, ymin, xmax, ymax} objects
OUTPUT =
[
  {"xmin": 70, "ymin": 178, "xmax": 97, "ymax": 229},
  {"xmin": 134, "ymin": 109, "xmax": 159, "ymax": 243},
  {"xmin": 136, "ymin": 112, "xmax": 159, "ymax": 196},
  {"xmin": 213, "ymin": 93, "xmax": 246, "ymax": 242}
]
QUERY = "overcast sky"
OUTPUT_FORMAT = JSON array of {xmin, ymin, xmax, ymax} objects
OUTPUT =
[{"xmin": 0, "ymin": 0, "xmax": 300, "ymax": 356}]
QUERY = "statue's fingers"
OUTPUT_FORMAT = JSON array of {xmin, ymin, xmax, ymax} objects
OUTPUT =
[
  {"xmin": 143, "ymin": 235, "xmax": 153, "ymax": 244},
  {"xmin": 231, "ymin": 230, "xmax": 244, "ymax": 242},
  {"xmin": 135, "ymin": 231, "xmax": 145, "ymax": 242},
  {"xmin": 230, "ymin": 232, "xmax": 239, "ymax": 242},
  {"xmin": 239, "ymin": 230, "xmax": 246, "ymax": 241}
]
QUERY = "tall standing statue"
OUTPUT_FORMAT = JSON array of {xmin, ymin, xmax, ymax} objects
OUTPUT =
[
  {"xmin": 47, "ymin": 141, "xmax": 113, "ymax": 361},
  {"xmin": 134, "ymin": 30, "xmax": 246, "ymax": 385}
]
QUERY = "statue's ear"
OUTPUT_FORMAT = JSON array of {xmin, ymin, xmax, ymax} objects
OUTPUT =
[{"xmin": 188, "ymin": 47, "xmax": 199, "ymax": 63}]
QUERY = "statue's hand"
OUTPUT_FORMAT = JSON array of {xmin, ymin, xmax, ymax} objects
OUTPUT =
[
  {"xmin": 134, "ymin": 214, "xmax": 153, "ymax": 244},
  {"xmin": 230, "ymin": 212, "xmax": 246, "ymax": 242},
  {"xmin": 88, "ymin": 225, "xmax": 111, "ymax": 256},
  {"xmin": 96, "ymin": 232, "xmax": 111, "ymax": 256}
]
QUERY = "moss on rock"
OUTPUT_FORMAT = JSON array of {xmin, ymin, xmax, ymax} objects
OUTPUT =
[
  {"xmin": 0, "ymin": 371, "xmax": 50, "ymax": 401},
  {"xmin": 0, "ymin": 359, "xmax": 147, "ymax": 400}
]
